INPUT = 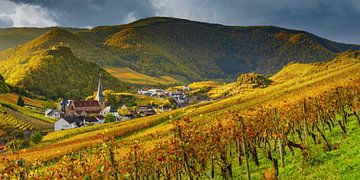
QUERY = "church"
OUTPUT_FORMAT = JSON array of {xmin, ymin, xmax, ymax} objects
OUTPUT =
[
  {"xmin": 59, "ymin": 76, "xmax": 106, "ymax": 117},
  {"xmin": 54, "ymin": 76, "xmax": 113, "ymax": 131}
]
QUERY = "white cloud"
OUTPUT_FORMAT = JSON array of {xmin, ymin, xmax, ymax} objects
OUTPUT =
[
  {"xmin": 123, "ymin": 12, "xmax": 138, "ymax": 23},
  {"xmin": 149, "ymin": 0, "xmax": 222, "ymax": 24},
  {"xmin": 0, "ymin": 0, "xmax": 58, "ymax": 27}
]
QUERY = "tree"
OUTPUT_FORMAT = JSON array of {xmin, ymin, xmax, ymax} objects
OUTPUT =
[
  {"xmin": 17, "ymin": 95, "xmax": 25, "ymax": 107},
  {"xmin": 118, "ymin": 108, "xmax": 132, "ymax": 116},
  {"xmin": 104, "ymin": 114, "xmax": 116, "ymax": 123},
  {"xmin": 31, "ymin": 131, "xmax": 43, "ymax": 144}
]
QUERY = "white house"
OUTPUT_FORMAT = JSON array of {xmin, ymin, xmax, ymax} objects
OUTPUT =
[
  {"xmin": 54, "ymin": 117, "xmax": 84, "ymax": 131},
  {"xmin": 183, "ymin": 85, "xmax": 191, "ymax": 91},
  {"xmin": 45, "ymin": 109, "xmax": 61, "ymax": 119},
  {"xmin": 100, "ymin": 106, "xmax": 121, "ymax": 120}
]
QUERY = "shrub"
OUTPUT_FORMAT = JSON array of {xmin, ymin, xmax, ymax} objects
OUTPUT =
[
  {"xmin": 104, "ymin": 114, "xmax": 116, "ymax": 123},
  {"xmin": 31, "ymin": 131, "xmax": 43, "ymax": 144}
]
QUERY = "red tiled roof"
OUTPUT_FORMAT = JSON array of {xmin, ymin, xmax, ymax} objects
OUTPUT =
[{"xmin": 73, "ymin": 100, "xmax": 100, "ymax": 107}]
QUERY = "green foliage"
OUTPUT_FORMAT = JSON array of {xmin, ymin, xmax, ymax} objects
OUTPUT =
[
  {"xmin": 236, "ymin": 73, "xmax": 272, "ymax": 88},
  {"xmin": 104, "ymin": 114, "xmax": 116, "ymax": 123},
  {"xmin": 16, "ymin": 96, "xmax": 25, "ymax": 107},
  {"xmin": 30, "ymin": 131, "xmax": 43, "ymax": 144},
  {"xmin": 106, "ymin": 93, "xmax": 136, "ymax": 108}
]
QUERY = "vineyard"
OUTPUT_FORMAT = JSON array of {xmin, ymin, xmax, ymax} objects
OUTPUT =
[
  {"xmin": 0, "ymin": 52, "xmax": 359, "ymax": 178},
  {"xmin": 0, "ymin": 107, "xmax": 34, "ymax": 131}
]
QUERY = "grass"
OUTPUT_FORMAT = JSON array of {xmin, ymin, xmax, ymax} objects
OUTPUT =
[
  {"xmin": 280, "ymin": 120, "xmax": 360, "ymax": 179},
  {"xmin": 105, "ymin": 67, "xmax": 178, "ymax": 85},
  {"xmin": 223, "ymin": 116, "xmax": 360, "ymax": 179}
]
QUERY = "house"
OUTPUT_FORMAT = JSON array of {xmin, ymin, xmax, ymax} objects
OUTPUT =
[
  {"xmin": 160, "ymin": 105, "xmax": 172, "ymax": 112},
  {"xmin": 83, "ymin": 115, "xmax": 105, "ymax": 125},
  {"xmin": 100, "ymin": 106, "xmax": 117, "ymax": 116},
  {"xmin": 138, "ymin": 106, "xmax": 156, "ymax": 117},
  {"xmin": 138, "ymin": 88, "xmax": 170, "ymax": 97},
  {"xmin": 45, "ymin": 109, "xmax": 61, "ymax": 119},
  {"xmin": 54, "ymin": 116, "xmax": 84, "ymax": 131},
  {"xmin": 170, "ymin": 92, "xmax": 185, "ymax": 99},
  {"xmin": 117, "ymin": 115, "xmax": 131, "ymax": 121},
  {"xmin": 183, "ymin": 85, "xmax": 191, "ymax": 91},
  {"xmin": 100, "ymin": 106, "xmax": 122, "ymax": 120}
]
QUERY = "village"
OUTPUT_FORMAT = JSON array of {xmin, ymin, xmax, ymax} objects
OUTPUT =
[{"xmin": 45, "ymin": 77, "xmax": 193, "ymax": 131}]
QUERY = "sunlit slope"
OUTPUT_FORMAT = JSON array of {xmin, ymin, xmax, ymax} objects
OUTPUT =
[
  {"xmin": 0, "ymin": 28, "xmax": 119, "ymax": 66},
  {"xmin": 8, "ymin": 51, "xmax": 360, "ymax": 163},
  {"xmin": 0, "ymin": 46, "xmax": 129, "ymax": 99},
  {"xmin": 105, "ymin": 67, "xmax": 178, "ymax": 85}
]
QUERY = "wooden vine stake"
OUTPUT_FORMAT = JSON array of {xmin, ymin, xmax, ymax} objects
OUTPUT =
[
  {"xmin": 239, "ymin": 116, "xmax": 251, "ymax": 180},
  {"xmin": 274, "ymin": 108, "xmax": 285, "ymax": 167},
  {"xmin": 303, "ymin": 99, "xmax": 309, "ymax": 147}
]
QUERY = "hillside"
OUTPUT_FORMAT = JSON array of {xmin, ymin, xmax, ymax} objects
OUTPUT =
[
  {"xmin": 105, "ymin": 67, "xmax": 179, "ymax": 85},
  {"xmin": 78, "ymin": 17, "xmax": 360, "ymax": 80},
  {"xmin": 0, "ymin": 28, "xmax": 120, "ymax": 66},
  {"xmin": 1, "ymin": 51, "xmax": 359, "ymax": 178},
  {"xmin": 1, "ymin": 17, "xmax": 359, "ymax": 84},
  {"xmin": 0, "ymin": 46, "xmax": 130, "ymax": 99},
  {"xmin": 0, "ymin": 79, "xmax": 54, "ymax": 136}
]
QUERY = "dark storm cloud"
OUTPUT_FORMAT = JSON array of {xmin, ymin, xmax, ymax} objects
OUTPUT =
[
  {"xmin": 3, "ymin": 0, "xmax": 360, "ymax": 44},
  {"xmin": 10, "ymin": 0, "xmax": 155, "ymax": 27}
]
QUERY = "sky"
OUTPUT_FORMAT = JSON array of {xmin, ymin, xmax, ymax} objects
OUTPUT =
[{"xmin": 0, "ymin": 0, "xmax": 359, "ymax": 44}]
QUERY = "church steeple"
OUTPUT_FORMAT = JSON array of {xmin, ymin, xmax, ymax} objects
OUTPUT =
[{"xmin": 95, "ymin": 74, "xmax": 104, "ymax": 102}]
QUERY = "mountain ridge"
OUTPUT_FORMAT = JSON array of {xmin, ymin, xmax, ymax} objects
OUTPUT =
[{"xmin": 0, "ymin": 17, "xmax": 359, "ymax": 98}]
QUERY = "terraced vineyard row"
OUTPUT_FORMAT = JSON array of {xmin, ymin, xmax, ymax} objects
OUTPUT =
[{"xmin": 0, "ymin": 108, "xmax": 34, "ymax": 131}]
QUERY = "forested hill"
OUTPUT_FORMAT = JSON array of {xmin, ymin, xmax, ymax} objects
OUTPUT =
[
  {"xmin": 0, "ymin": 46, "xmax": 130, "ymax": 99},
  {"xmin": 0, "ymin": 17, "xmax": 359, "ymax": 88}
]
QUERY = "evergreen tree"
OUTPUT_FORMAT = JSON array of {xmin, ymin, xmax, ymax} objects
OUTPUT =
[{"xmin": 17, "ymin": 95, "xmax": 25, "ymax": 107}]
